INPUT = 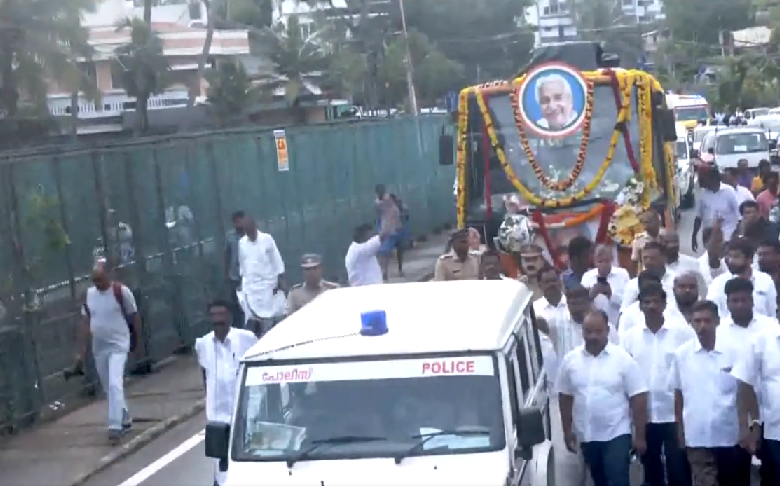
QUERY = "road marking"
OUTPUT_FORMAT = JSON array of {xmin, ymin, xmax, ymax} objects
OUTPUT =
[{"xmin": 117, "ymin": 430, "xmax": 205, "ymax": 486}]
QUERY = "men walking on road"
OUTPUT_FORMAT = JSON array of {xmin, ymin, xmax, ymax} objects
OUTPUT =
[
  {"xmin": 195, "ymin": 300, "xmax": 257, "ymax": 486},
  {"xmin": 78, "ymin": 260, "xmax": 140, "ymax": 442},
  {"xmin": 238, "ymin": 217, "xmax": 286, "ymax": 338},
  {"xmin": 556, "ymin": 309, "xmax": 649, "ymax": 486},
  {"xmin": 224, "ymin": 210, "xmax": 245, "ymax": 328},
  {"xmin": 287, "ymin": 254, "xmax": 339, "ymax": 314},
  {"xmin": 670, "ymin": 300, "xmax": 752, "ymax": 486}
]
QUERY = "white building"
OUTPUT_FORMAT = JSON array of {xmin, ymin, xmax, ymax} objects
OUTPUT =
[{"xmin": 525, "ymin": 0, "xmax": 665, "ymax": 47}]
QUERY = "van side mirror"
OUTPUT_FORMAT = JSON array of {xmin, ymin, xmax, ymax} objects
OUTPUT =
[
  {"xmin": 205, "ymin": 422, "xmax": 231, "ymax": 460},
  {"xmin": 439, "ymin": 133, "xmax": 454, "ymax": 165},
  {"xmin": 516, "ymin": 406, "xmax": 546, "ymax": 459}
]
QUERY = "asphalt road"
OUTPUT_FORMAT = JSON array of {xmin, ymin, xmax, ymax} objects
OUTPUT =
[{"xmin": 81, "ymin": 210, "xmax": 708, "ymax": 486}]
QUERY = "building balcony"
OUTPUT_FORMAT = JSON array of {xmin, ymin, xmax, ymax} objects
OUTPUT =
[{"xmin": 48, "ymin": 89, "xmax": 191, "ymax": 119}]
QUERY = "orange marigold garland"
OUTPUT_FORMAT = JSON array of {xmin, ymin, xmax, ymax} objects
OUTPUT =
[
  {"xmin": 509, "ymin": 80, "xmax": 595, "ymax": 191},
  {"xmin": 455, "ymin": 88, "xmax": 470, "ymax": 229}
]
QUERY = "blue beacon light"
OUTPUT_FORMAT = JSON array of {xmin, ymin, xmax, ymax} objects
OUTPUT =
[{"xmin": 360, "ymin": 310, "xmax": 388, "ymax": 336}]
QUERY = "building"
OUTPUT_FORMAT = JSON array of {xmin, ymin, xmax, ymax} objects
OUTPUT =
[
  {"xmin": 524, "ymin": 0, "xmax": 665, "ymax": 47},
  {"xmin": 47, "ymin": 0, "xmax": 250, "ymax": 133}
]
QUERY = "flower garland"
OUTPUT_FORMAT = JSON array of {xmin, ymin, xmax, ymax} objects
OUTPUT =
[
  {"xmin": 509, "ymin": 80, "xmax": 595, "ymax": 191},
  {"xmin": 606, "ymin": 70, "xmax": 640, "ymax": 174},
  {"xmin": 532, "ymin": 203, "xmax": 605, "ymax": 229},
  {"xmin": 455, "ymin": 88, "xmax": 470, "ymax": 229},
  {"xmin": 476, "ymin": 81, "xmax": 629, "ymax": 208}
]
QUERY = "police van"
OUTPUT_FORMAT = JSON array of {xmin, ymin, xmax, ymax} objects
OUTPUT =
[{"xmin": 205, "ymin": 280, "xmax": 553, "ymax": 486}]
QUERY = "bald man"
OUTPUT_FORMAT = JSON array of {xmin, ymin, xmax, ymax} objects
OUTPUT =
[
  {"xmin": 79, "ymin": 261, "xmax": 141, "ymax": 442},
  {"xmin": 581, "ymin": 244, "xmax": 629, "ymax": 326}
]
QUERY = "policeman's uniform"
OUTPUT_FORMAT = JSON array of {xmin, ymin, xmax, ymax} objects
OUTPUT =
[
  {"xmin": 433, "ymin": 250, "xmax": 481, "ymax": 281},
  {"xmin": 287, "ymin": 254, "xmax": 340, "ymax": 314}
]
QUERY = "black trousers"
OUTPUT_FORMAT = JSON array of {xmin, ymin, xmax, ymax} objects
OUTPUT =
[
  {"xmin": 642, "ymin": 422, "xmax": 691, "ymax": 486},
  {"xmin": 226, "ymin": 280, "xmax": 244, "ymax": 329}
]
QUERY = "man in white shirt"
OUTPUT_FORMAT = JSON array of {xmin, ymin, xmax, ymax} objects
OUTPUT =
[
  {"xmin": 706, "ymin": 237, "xmax": 777, "ymax": 319},
  {"xmin": 238, "ymin": 218, "xmax": 286, "ymax": 338},
  {"xmin": 661, "ymin": 231, "xmax": 707, "ymax": 298},
  {"xmin": 533, "ymin": 268, "xmax": 586, "ymax": 484},
  {"xmin": 697, "ymin": 227, "xmax": 727, "ymax": 286},
  {"xmin": 621, "ymin": 241, "xmax": 675, "ymax": 312},
  {"xmin": 195, "ymin": 300, "xmax": 258, "ymax": 486},
  {"xmin": 556, "ymin": 309, "xmax": 649, "ymax": 486},
  {"xmin": 345, "ymin": 223, "xmax": 390, "ymax": 286},
  {"xmin": 669, "ymin": 300, "xmax": 752, "ymax": 485},
  {"xmin": 731, "ymin": 321, "xmax": 780, "ymax": 482},
  {"xmin": 619, "ymin": 283, "xmax": 696, "ymax": 486},
  {"xmin": 691, "ymin": 169, "xmax": 741, "ymax": 251},
  {"xmin": 582, "ymin": 244, "xmax": 629, "ymax": 326},
  {"xmin": 722, "ymin": 167, "xmax": 756, "ymax": 207}
]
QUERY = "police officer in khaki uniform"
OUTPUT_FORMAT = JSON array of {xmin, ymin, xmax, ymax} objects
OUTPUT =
[
  {"xmin": 287, "ymin": 254, "xmax": 339, "ymax": 314},
  {"xmin": 433, "ymin": 229, "xmax": 480, "ymax": 281}
]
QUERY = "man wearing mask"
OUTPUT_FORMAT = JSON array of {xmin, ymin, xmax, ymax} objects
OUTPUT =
[
  {"xmin": 195, "ymin": 300, "xmax": 258, "ymax": 486},
  {"xmin": 706, "ymin": 238, "xmax": 777, "ymax": 319},
  {"xmin": 582, "ymin": 244, "xmax": 629, "ymax": 326},
  {"xmin": 669, "ymin": 300, "xmax": 751, "ymax": 485},
  {"xmin": 620, "ymin": 283, "xmax": 695, "ymax": 486},
  {"xmin": 621, "ymin": 241, "xmax": 674, "ymax": 312},
  {"xmin": 556, "ymin": 309, "xmax": 649, "ymax": 486},
  {"xmin": 562, "ymin": 236, "xmax": 593, "ymax": 291}
]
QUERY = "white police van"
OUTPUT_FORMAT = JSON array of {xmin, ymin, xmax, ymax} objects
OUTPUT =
[{"xmin": 206, "ymin": 280, "xmax": 553, "ymax": 486}]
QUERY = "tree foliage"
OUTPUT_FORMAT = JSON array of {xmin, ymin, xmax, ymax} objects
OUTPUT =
[{"xmin": 206, "ymin": 60, "xmax": 255, "ymax": 126}]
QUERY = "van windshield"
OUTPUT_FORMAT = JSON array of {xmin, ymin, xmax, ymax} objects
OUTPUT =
[
  {"xmin": 233, "ymin": 355, "xmax": 505, "ymax": 461},
  {"xmin": 715, "ymin": 132, "xmax": 768, "ymax": 155},
  {"xmin": 674, "ymin": 106, "xmax": 709, "ymax": 122}
]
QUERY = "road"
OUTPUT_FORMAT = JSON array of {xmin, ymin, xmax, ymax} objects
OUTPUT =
[{"xmin": 80, "ymin": 210, "xmax": 710, "ymax": 486}]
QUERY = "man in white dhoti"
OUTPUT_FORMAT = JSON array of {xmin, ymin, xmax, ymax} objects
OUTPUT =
[{"xmin": 195, "ymin": 299, "xmax": 258, "ymax": 486}]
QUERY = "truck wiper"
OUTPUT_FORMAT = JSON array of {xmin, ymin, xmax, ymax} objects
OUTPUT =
[
  {"xmin": 286, "ymin": 435, "xmax": 387, "ymax": 467},
  {"xmin": 393, "ymin": 429, "xmax": 490, "ymax": 464}
]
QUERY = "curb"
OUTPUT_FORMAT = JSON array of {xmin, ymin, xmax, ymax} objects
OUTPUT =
[
  {"xmin": 66, "ymin": 269, "xmax": 434, "ymax": 485},
  {"xmin": 68, "ymin": 399, "xmax": 205, "ymax": 486}
]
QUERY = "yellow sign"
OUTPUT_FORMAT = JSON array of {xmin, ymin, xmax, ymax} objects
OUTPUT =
[{"xmin": 274, "ymin": 129, "xmax": 289, "ymax": 172}]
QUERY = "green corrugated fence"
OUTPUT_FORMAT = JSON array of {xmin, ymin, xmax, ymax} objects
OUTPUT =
[{"xmin": 0, "ymin": 115, "xmax": 455, "ymax": 434}]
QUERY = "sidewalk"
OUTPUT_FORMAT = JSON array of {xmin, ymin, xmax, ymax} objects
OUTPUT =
[{"xmin": 0, "ymin": 231, "xmax": 451, "ymax": 486}]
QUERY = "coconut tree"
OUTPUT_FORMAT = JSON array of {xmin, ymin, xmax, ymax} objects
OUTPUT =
[
  {"xmin": 112, "ymin": 18, "xmax": 172, "ymax": 133},
  {"xmin": 0, "ymin": 0, "xmax": 98, "ymax": 117},
  {"xmin": 253, "ymin": 15, "xmax": 331, "ymax": 119}
]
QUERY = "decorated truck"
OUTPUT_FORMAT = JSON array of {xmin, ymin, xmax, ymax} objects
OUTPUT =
[{"xmin": 443, "ymin": 42, "xmax": 678, "ymax": 271}]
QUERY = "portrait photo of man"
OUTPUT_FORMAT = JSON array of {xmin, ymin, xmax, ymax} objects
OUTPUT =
[{"xmin": 535, "ymin": 74, "xmax": 578, "ymax": 130}]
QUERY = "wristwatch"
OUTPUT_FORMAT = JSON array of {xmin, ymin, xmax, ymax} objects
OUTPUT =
[{"xmin": 749, "ymin": 419, "xmax": 762, "ymax": 430}]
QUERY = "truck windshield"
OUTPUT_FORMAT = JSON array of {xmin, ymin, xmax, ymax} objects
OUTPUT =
[
  {"xmin": 674, "ymin": 106, "xmax": 709, "ymax": 122},
  {"xmin": 232, "ymin": 355, "xmax": 505, "ymax": 461},
  {"xmin": 484, "ymin": 85, "xmax": 639, "ymax": 201}
]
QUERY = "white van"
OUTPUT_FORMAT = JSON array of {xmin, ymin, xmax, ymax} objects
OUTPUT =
[
  {"xmin": 206, "ymin": 280, "xmax": 553, "ymax": 486},
  {"xmin": 699, "ymin": 127, "xmax": 770, "ymax": 169},
  {"xmin": 674, "ymin": 136, "xmax": 695, "ymax": 208}
]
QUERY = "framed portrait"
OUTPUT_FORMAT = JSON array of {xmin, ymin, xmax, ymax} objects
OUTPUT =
[{"xmin": 516, "ymin": 62, "xmax": 589, "ymax": 139}]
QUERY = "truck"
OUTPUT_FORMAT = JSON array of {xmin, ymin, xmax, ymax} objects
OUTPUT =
[
  {"xmin": 666, "ymin": 93, "xmax": 711, "ymax": 132},
  {"xmin": 442, "ymin": 41, "xmax": 679, "ymax": 270}
]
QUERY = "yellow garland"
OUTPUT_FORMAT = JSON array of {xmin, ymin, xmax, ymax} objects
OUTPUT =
[
  {"xmin": 456, "ymin": 89, "xmax": 470, "ymax": 229},
  {"xmin": 476, "ymin": 72, "xmax": 631, "ymax": 208}
]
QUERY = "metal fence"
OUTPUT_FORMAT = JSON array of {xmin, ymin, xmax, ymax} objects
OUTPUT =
[{"xmin": 0, "ymin": 115, "xmax": 455, "ymax": 433}]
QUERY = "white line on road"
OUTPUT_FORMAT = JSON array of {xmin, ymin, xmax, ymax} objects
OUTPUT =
[{"xmin": 117, "ymin": 430, "xmax": 205, "ymax": 486}]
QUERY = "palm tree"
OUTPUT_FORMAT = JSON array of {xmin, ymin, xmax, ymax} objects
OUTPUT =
[
  {"xmin": 254, "ymin": 15, "xmax": 331, "ymax": 119},
  {"xmin": 112, "ymin": 18, "xmax": 172, "ymax": 133},
  {"xmin": 186, "ymin": 0, "xmax": 214, "ymax": 114},
  {"xmin": 0, "ymin": 0, "xmax": 97, "ymax": 117}
]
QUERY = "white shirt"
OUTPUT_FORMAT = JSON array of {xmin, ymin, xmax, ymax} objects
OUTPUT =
[
  {"xmin": 696, "ymin": 183, "xmax": 741, "ymax": 240},
  {"xmin": 734, "ymin": 185, "xmax": 755, "ymax": 206},
  {"xmin": 195, "ymin": 328, "xmax": 258, "ymax": 423},
  {"xmin": 345, "ymin": 236, "xmax": 383, "ymax": 286},
  {"xmin": 620, "ymin": 269, "xmax": 676, "ymax": 312},
  {"xmin": 731, "ymin": 326, "xmax": 780, "ymax": 441},
  {"xmin": 669, "ymin": 338, "xmax": 742, "ymax": 447},
  {"xmin": 533, "ymin": 295, "xmax": 568, "ymax": 387},
  {"xmin": 705, "ymin": 270, "xmax": 777, "ymax": 319},
  {"xmin": 620, "ymin": 318, "xmax": 696, "ymax": 423},
  {"xmin": 556, "ymin": 343, "xmax": 648, "ymax": 443},
  {"xmin": 238, "ymin": 233, "xmax": 285, "ymax": 318},
  {"xmin": 581, "ymin": 267, "xmax": 630, "ymax": 326},
  {"xmin": 617, "ymin": 301, "xmax": 689, "ymax": 342},
  {"xmin": 697, "ymin": 253, "xmax": 727, "ymax": 285}
]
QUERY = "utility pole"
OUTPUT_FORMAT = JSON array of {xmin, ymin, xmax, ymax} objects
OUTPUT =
[{"xmin": 398, "ymin": 0, "xmax": 419, "ymax": 115}]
